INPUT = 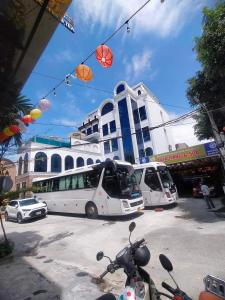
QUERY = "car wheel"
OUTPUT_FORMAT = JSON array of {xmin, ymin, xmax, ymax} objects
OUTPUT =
[
  {"xmin": 17, "ymin": 213, "xmax": 23, "ymax": 224},
  {"xmin": 85, "ymin": 203, "xmax": 98, "ymax": 219},
  {"xmin": 5, "ymin": 212, "xmax": 8, "ymax": 221}
]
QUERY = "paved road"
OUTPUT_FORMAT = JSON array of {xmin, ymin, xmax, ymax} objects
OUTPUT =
[{"xmin": 0, "ymin": 197, "xmax": 225, "ymax": 300}]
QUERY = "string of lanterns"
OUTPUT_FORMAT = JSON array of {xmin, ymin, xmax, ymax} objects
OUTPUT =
[
  {"xmin": 0, "ymin": 99, "xmax": 51, "ymax": 144},
  {"xmin": 0, "ymin": 1, "xmax": 164, "ymax": 144}
]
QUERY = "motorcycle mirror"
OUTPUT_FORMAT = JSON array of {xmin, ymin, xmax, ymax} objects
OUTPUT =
[
  {"xmin": 159, "ymin": 254, "xmax": 173, "ymax": 272},
  {"xmin": 129, "ymin": 222, "xmax": 136, "ymax": 233},
  {"xmin": 96, "ymin": 251, "xmax": 104, "ymax": 261}
]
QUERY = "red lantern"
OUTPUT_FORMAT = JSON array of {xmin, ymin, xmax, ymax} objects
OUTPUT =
[
  {"xmin": 96, "ymin": 44, "xmax": 113, "ymax": 68},
  {"xmin": 22, "ymin": 115, "xmax": 33, "ymax": 124},
  {"xmin": 75, "ymin": 64, "xmax": 93, "ymax": 82},
  {"xmin": 9, "ymin": 125, "xmax": 20, "ymax": 134},
  {"xmin": 0, "ymin": 132, "xmax": 8, "ymax": 143}
]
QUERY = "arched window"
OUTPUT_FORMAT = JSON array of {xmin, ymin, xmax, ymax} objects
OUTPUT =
[
  {"xmin": 34, "ymin": 152, "xmax": 47, "ymax": 172},
  {"xmin": 18, "ymin": 157, "xmax": 23, "ymax": 175},
  {"xmin": 96, "ymin": 159, "xmax": 101, "ymax": 164},
  {"xmin": 87, "ymin": 158, "xmax": 94, "ymax": 165},
  {"xmin": 51, "ymin": 154, "xmax": 61, "ymax": 172},
  {"xmin": 139, "ymin": 149, "xmax": 145, "ymax": 158},
  {"xmin": 116, "ymin": 84, "xmax": 125, "ymax": 94},
  {"xmin": 65, "ymin": 155, "xmax": 74, "ymax": 170},
  {"xmin": 77, "ymin": 157, "xmax": 84, "ymax": 168},
  {"xmin": 113, "ymin": 156, "xmax": 120, "ymax": 160},
  {"xmin": 23, "ymin": 153, "xmax": 28, "ymax": 174},
  {"xmin": 101, "ymin": 102, "xmax": 114, "ymax": 116},
  {"xmin": 145, "ymin": 147, "xmax": 153, "ymax": 156}
]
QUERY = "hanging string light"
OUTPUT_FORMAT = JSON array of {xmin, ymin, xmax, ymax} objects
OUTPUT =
[{"xmin": 125, "ymin": 21, "xmax": 131, "ymax": 33}]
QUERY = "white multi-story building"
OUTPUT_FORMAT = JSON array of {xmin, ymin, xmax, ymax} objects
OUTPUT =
[
  {"xmin": 15, "ymin": 81, "xmax": 175, "ymax": 189},
  {"xmin": 15, "ymin": 135, "xmax": 103, "ymax": 190},
  {"xmin": 78, "ymin": 81, "xmax": 175, "ymax": 164}
]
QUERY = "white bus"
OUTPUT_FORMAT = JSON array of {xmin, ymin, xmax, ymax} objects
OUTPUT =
[
  {"xmin": 32, "ymin": 160, "xmax": 144, "ymax": 218},
  {"xmin": 133, "ymin": 162, "xmax": 178, "ymax": 207}
]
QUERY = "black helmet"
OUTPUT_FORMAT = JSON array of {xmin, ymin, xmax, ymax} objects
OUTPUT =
[{"xmin": 134, "ymin": 246, "xmax": 150, "ymax": 267}]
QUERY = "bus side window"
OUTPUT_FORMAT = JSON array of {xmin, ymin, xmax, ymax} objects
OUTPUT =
[
  {"xmin": 102, "ymin": 167, "xmax": 119, "ymax": 197},
  {"xmin": 144, "ymin": 168, "xmax": 162, "ymax": 191},
  {"xmin": 59, "ymin": 177, "xmax": 66, "ymax": 191},
  {"xmin": 52, "ymin": 178, "xmax": 59, "ymax": 191}
]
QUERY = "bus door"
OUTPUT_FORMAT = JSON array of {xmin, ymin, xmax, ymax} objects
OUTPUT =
[
  {"xmin": 102, "ymin": 167, "xmax": 122, "ymax": 215},
  {"xmin": 143, "ymin": 167, "xmax": 163, "ymax": 206}
]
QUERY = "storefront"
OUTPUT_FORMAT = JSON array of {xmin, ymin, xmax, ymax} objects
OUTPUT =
[{"xmin": 150, "ymin": 142, "xmax": 224, "ymax": 196}]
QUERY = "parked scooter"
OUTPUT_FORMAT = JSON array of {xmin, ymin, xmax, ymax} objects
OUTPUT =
[{"xmin": 95, "ymin": 222, "xmax": 191, "ymax": 300}]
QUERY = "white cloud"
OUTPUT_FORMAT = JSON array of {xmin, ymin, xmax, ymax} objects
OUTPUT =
[
  {"xmin": 55, "ymin": 118, "xmax": 78, "ymax": 127},
  {"xmin": 53, "ymin": 49, "xmax": 74, "ymax": 63},
  {"xmin": 168, "ymin": 113, "xmax": 212, "ymax": 146},
  {"xmin": 73, "ymin": 0, "xmax": 209, "ymax": 38},
  {"xmin": 124, "ymin": 49, "xmax": 153, "ymax": 82}
]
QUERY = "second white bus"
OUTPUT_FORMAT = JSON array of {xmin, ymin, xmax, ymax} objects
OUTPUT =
[
  {"xmin": 33, "ymin": 160, "xmax": 144, "ymax": 218},
  {"xmin": 133, "ymin": 162, "xmax": 178, "ymax": 207}
]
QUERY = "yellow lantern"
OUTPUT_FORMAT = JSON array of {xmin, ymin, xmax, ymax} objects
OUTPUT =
[
  {"xmin": 30, "ymin": 108, "xmax": 42, "ymax": 120},
  {"xmin": 75, "ymin": 64, "xmax": 93, "ymax": 82},
  {"xmin": 3, "ymin": 127, "xmax": 14, "ymax": 137}
]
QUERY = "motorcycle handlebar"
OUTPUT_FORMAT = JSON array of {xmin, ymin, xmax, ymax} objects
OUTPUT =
[
  {"xmin": 162, "ymin": 281, "xmax": 176, "ymax": 295},
  {"xmin": 99, "ymin": 269, "xmax": 109, "ymax": 280},
  {"xmin": 131, "ymin": 238, "xmax": 145, "ymax": 250}
]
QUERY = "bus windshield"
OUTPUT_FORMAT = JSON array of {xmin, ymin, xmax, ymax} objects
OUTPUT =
[
  {"xmin": 103, "ymin": 164, "xmax": 141, "ymax": 199},
  {"xmin": 157, "ymin": 166, "xmax": 174, "ymax": 189}
]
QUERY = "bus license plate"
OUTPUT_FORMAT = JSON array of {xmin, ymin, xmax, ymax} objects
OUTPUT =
[{"xmin": 36, "ymin": 211, "xmax": 41, "ymax": 215}]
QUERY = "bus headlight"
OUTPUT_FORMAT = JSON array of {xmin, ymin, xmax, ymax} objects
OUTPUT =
[
  {"xmin": 165, "ymin": 192, "xmax": 171, "ymax": 198},
  {"xmin": 122, "ymin": 201, "xmax": 129, "ymax": 208}
]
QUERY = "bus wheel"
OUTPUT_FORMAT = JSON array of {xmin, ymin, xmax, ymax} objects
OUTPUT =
[{"xmin": 85, "ymin": 203, "xmax": 98, "ymax": 219}]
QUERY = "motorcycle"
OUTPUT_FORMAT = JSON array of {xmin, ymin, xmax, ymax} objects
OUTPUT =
[
  {"xmin": 95, "ymin": 221, "xmax": 191, "ymax": 300},
  {"xmin": 95, "ymin": 222, "xmax": 225, "ymax": 300}
]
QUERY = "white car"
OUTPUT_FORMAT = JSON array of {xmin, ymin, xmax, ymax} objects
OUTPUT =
[{"xmin": 5, "ymin": 198, "xmax": 47, "ymax": 223}]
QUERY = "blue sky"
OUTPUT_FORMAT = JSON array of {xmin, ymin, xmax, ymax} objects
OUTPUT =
[{"xmin": 22, "ymin": 0, "xmax": 213, "ymax": 145}]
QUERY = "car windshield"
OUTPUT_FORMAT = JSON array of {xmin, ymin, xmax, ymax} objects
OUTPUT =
[
  {"xmin": 19, "ymin": 198, "xmax": 39, "ymax": 206},
  {"xmin": 157, "ymin": 166, "xmax": 174, "ymax": 188}
]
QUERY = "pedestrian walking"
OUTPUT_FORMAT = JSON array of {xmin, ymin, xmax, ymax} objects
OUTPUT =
[{"xmin": 200, "ymin": 180, "xmax": 215, "ymax": 210}]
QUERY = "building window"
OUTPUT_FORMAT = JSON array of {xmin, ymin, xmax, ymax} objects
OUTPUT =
[
  {"xmin": 22, "ymin": 182, "xmax": 26, "ymax": 190},
  {"xmin": 81, "ymin": 130, "xmax": 86, "ymax": 134},
  {"xmin": 113, "ymin": 156, "xmax": 120, "ymax": 160},
  {"xmin": 118, "ymin": 98, "xmax": 135, "ymax": 164},
  {"xmin": 65, "ymin": 156, "xmax": 74, "ymax": 170},
  {"xmin": 93, "ymin": 124, "xmax": 98, "ymax": 133},
  {"xmin": 51, "ymin": 154, "xmax": 62, "ymax": 172},
  {"xmin": 104, "ymin": 141, "xmax": 110, "ymax": 154},
  {"xmin": 96, "ymin": 159, "xmax": 101, "ymax": 163},
  {"xmin": 136, "ymin": 129, "xmax": 143, "ymax": 145},
  {"xmin": 86, "ymin": 127, "xmax": 92, "ymax": 135},
  {"xmin": 145, "ymin": 147, "xmax": 153, "ymax": 156},
  {"xmin": 116, "ymin": 84, "xmax": 125, "ymax": 94},
  {"xmin": 23, "ymin": 153, "xmax": 28, "ymax": 174},
  {"xmin": 101, "ymin": 102, "xmax": 114, "ymax": 116},
  {"xmin": 87, "ymin": 158, "xmax": 94, "ymax": 165},
  {"xmin": 77, "ymin": 157, "xmax": 84, "ymax": 167},
  {"xmin": 168, "ymin": 145, "xmax": 172, "ymax": 152},
  {"xmin": 103, "ymin": 124, "xmax": 109, "ymax": 136},
  {"xmin": 16, "ymin": 183, "xmax": 20, "ymax": 191},
  {"xmin": 139, "ymin": 106, "xmax": 147, "ymax": 121},
  {"xmin": 111, "ymin": 138, "xmax": 118, "ymax": 151},
  {"xmin": 18, "ymin": 157, "xmax": 23, "ymax": 175},
  {"xmin": 137, "ymin": 90, "xmax": 142, "ymax": 96},
  {"xmin": 142, "ymin": 127, "xmax": 150, "ymax": 142},
  {"xmin": 139, "ymin": 149, "xmax": 145, "ymax": 158},
  {"xmin": 110, "ymin": 120, "xmax": 116, "ymax": 133},
  {"xmin": 133, "ymin": 108, "xmax": 140, "ymax": 124},
  {"xmin": 34, "ymin": 152, "xmax": 47, "ymax": 172}
]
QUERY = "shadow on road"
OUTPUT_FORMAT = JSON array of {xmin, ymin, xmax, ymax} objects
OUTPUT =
[
  {"xmin": 48, "ymin": 211, "xmax": 144, "ymax": 222},
  {"xmin": 175, "ymin": 198, "xmax": 224, "ymax": 224}
]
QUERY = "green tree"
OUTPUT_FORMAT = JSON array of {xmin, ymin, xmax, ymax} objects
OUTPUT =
[{"xmin": 187, "ymin": 1, "xmax": 225, "ymax": 140}]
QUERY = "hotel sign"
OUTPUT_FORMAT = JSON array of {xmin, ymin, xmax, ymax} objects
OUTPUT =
[{"xmin": 150, "ymin": 142, "xmax": 219, "ymax": 165}]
